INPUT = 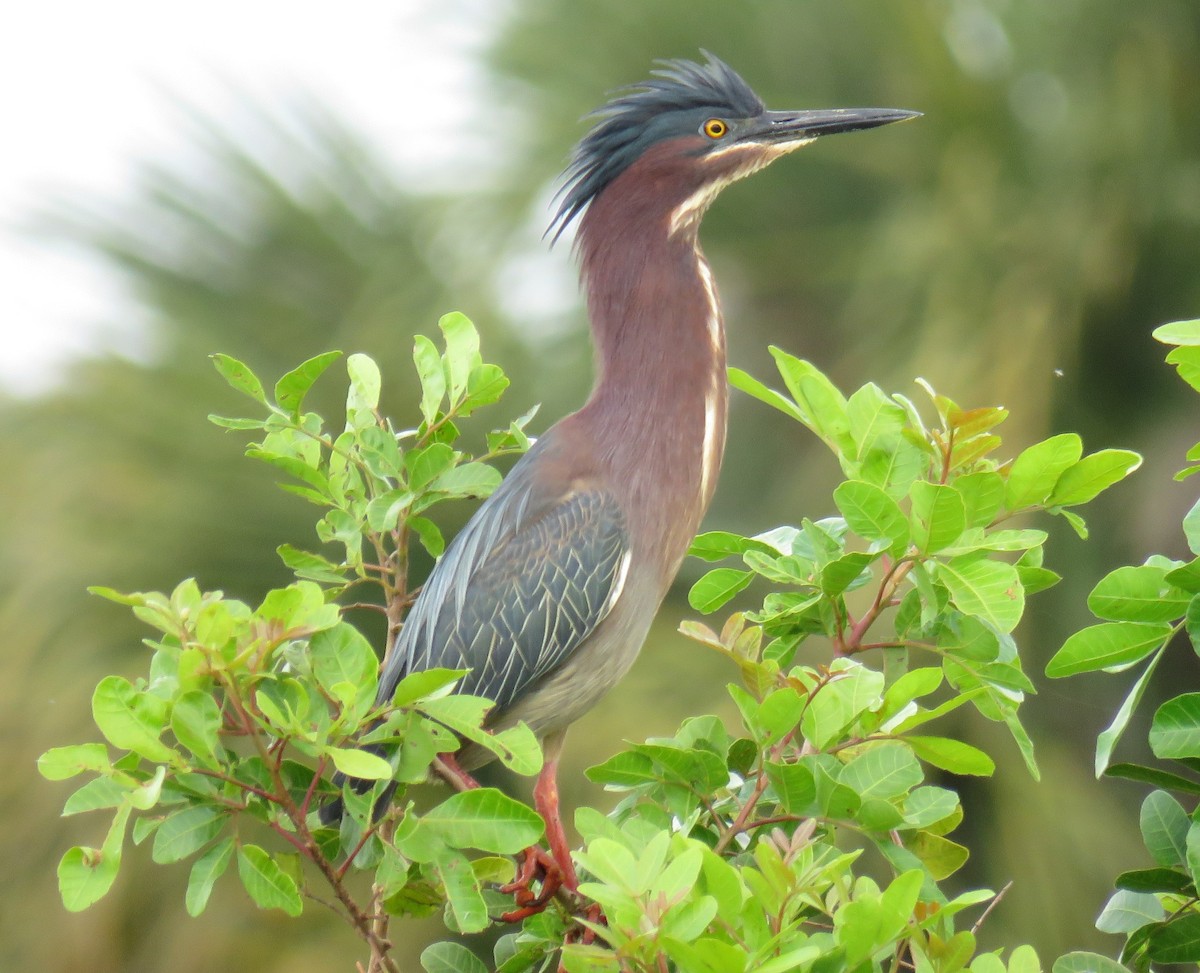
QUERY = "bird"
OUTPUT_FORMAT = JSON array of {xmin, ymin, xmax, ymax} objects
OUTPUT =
[{"xmin": 341, "ymin": 52, "xmax": 916, "ymax": 901}]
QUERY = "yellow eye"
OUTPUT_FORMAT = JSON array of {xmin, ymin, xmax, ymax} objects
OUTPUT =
[{"xmin": 703, "ymin": 118, "xmax": 728, "ymax": 139}]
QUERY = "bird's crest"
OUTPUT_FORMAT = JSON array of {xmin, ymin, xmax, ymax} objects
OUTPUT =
[{"xmin": 549, "ymin": 52, "xmax": 765, "ymax": 241}]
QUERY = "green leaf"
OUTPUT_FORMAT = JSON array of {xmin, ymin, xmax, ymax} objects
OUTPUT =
[
  {"xmin": 386, "ymin": 667, "xmax": 467, "ymax": 706},
  {"xmin": 38, "ymin": 743, "xmax": 111, "ymax": 781},
  {"xmin": 689, "ymin": 530, "xmax": 777, "ymax": 562},
  {"xmin": 207, "ymin": 414, "xmax": 267, "ymax": 430},
  {"xmin": 1049, "ymin": 450, "xmax": 1141, "ymax": 507},
  {"xmin": 1153, "ymin": 318, "xmax": 1200, "ymax": 346},
  {"xmin": 847, "ymin": 382, "xmax": 907, "ymax": 456},
  {"xmin": 236, "ymin": 844, "xmax": 303, "ymax": 916},
  {"xmin": 274, "ymin": 351, "xmax": 341, "ymax": 416},
  {"xmin": 769, "ymin": 349, "xmax": 853, "ymax": 454},
  {"xmin": 1148, "ymin": 913, "xmax": 1200, "ymax": 962},
  {"xmin": 92, "ymin": 675, "xmax": 174, "ymax": 762},
  {"xmin": 152, "ymin": 805, "xmax": 225, "ymax": 864},
  {"xmin": 903, "ymin": 829, "xmax": 968, "ymax": 879},
  {"xmin": 210, "ymin": 353, "xmax": 266, "ymax": 404},
  {"xmin": 1151, "ymin": 694, "xmax": 1200, "ymax": 759},
  {"xmin": 277, "ymin": 544, "xmax": 348, "ymax": 584},
  {"xmin": 1046, "ymin": 622, "xmax": 1171, "ymax": 677},
  {"xmin": 407, "ymin": 443, "xmax": 455, "ymax": 491},
  {"xmin": 63, "ymin": 777, "xmax": 128, "ymax": 815},
  {"xmin": 688, "ymin": 568, "xmax": 753, "ymax": 613},
  {"xmin": 1052, "ymin": 952, "xmax": 1134, "ymax": 973},
  {"xmin": 433, "ymin": 850, "xmax": 488, "ymax": 933},
  {"xmin": 1096, "ymin": 889, "xmax": 1164, "ymax": 934},
  {"xmin": 1106, "ymin": 762, "xmax": 1200, "ymax": 795},
  {"xmin": 833, "ymin": 480, "xmax": 909, "ymax": 549},
  {"xmin": 186, "ymin": 838, "xmax": 234, "ymax": 917},
  {"xmin": 906, "ymin": 736, "xmax": 995, "ymax": 776},
  {"xmin": 1185, "ymin": 498, "xmax": 1200, "ymax": 556},
  {"xmin": 956, "ymin": 470, "xmax": 1006, "ymax": 528},
  {"xmin": 58, "ymin": 804, "xmax": 129, "ymax": 911},
  {"xmin": 938, "ymin": 558, "xmax": 1023, "ymax": 634},
  {"xmin": 171, "ymin": 691, "xmax": 222, "ymax": 765},
  {"xmin": 409, "ymin": 515, "xmax": 446, "ymax": 558},
  {"xmin": 1116, "ymin": 867, "xmax": 1194, "ymax": 894},
  {"xmin": 430, "ymin": 462, "xmax": 502, "ymax": 497},
  {"xmin": 1166, "ymin": 345, "xmax": 1200, "ymax": 394},
  {"xmin": 909, "ymin": 482, "xmax": 966, "ymax": 553},
  {"xmin": 325, "ymin": 747, "xmax": 393, "ymax": 780},
  {"xmin": 1096, "ymin": 649, "xmax": 1166, "ymax": 776},
  {"xmin": 311, "ymin": 622, "xmax": 378, "ymax": 713},
  {"xmin": 346, "ymin": 352, "xmax": 382, "ymax": 418},
  {"xmin": 765, "ymin": 761, "xmax": 817, "ymax": 813},
  {"xmin": 419, "ymin": 788, "xmax": 544, "ymax": 854},
  {"xmin": 1088, "ymin": 565, "xmax": 1190, "ymax": 622},
  {"xmin": 422, "ymin": 942, "xmax": 489, "ymax": 973},
  {"xmin": 839, "ymin": 742, "xmax": 923, "ymax": 799},
  {"xmin": 413, "ymin": 334, "xmax": 446, "ymax": 425},
  {"xmin": 820, "ymin": 551, "xmax": 876, "ymax": 596},
  {"xmin": 440, "ymin": 312, "xmax": 481, "ymax": 403},
  {"xmin": 728, "ymin": 366, "xmax": 804, "ymax": 422},
  {"xmin": 461, "ymin": 363, "xmax": 509, "ymax": 415},
  {"xmin": 1141, "ymin": 790, "xmax": 1188, "ymax": 867},
  {"xmin": 1005, "ymin": 433, "xmax": 1082, "ymax": 509}
]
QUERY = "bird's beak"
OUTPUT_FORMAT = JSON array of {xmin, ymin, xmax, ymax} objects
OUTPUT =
[{"xmin": 741, "ymin": 108, "xmax": 921, "ymax": 145}]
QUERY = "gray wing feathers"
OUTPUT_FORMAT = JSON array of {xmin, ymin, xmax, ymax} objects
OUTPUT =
[{"xmin": 377, "ymin": 483, "xmax": 628, "ymax": 715}]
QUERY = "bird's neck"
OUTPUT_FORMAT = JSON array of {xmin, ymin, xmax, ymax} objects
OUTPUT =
[{"xmin": 571, "ymin": 184, "xmax": 729, "ymax": 564}]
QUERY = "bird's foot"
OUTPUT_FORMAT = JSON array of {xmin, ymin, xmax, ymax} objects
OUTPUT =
[
  {"xmin": 566, "ymin": 901, "xmax": 606, "ymax": 945},
  {"xmin": 498, "ymin": 845, "xmax": 566, "ymax": 921}
]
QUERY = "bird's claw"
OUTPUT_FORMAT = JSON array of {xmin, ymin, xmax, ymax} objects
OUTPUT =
[{"xmin": 499, "ymin": 846, "xmax": 565, "ymax": 921}]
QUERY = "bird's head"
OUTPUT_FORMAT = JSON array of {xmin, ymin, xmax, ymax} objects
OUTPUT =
[{"xmin": 550, "ymin": 51, "xmax": 918, "ymax": 240}]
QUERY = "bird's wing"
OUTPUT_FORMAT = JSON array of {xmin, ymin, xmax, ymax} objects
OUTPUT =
[{"xmin": 376, "ymin": 474, "xmax": 630, "ymax": 714}]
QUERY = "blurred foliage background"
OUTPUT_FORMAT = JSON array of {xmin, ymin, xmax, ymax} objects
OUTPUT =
[{"xmin": 6, "ymin": 1, "xmax": 1200, "ymax": 969}]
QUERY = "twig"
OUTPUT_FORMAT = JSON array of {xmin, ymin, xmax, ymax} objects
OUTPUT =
[{"xmin": 971, "ymin": 880, "xmax": 1014, "ymax": 935}]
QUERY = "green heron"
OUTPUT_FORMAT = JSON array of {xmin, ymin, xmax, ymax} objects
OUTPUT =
[{"xmin": 348, "ymin": 53, "xmax": 914, "ymax": 899}]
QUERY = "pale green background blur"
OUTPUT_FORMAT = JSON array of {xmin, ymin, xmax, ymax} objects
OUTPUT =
[{"xmin": 5, "ymin": 2, "xmax": 1200, "ymax": 969}]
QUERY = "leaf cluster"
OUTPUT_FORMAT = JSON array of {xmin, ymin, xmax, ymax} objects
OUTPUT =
[
  {"xmin": 1047, "ymin": 320, "xmax": 1200, "ymax": 970},
  {"xmin": 40, "ymin": 326, "xmax": 1145, "ymax": 973}
]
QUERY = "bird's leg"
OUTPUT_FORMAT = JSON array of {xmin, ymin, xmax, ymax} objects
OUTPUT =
[
  {"xmin": 498, "ymin": 730, "xmax": 582, "ymax": 920},
  {"xmin": 531, "ymin": 732, "xmax": 578, "ymax": 891}
]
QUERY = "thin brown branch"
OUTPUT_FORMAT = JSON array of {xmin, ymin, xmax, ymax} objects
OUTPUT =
[{"xmin": 971, "ymin": 880, "xmax": 1014, "ymax": 935}]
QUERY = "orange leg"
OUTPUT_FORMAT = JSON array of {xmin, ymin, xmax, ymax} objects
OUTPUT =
[{"xmin": 532, "ymin": 733, "xmax": 578, "ymax": 890}]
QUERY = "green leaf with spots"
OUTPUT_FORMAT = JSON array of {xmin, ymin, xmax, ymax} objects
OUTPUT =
[
  {"xmin": 938, "ymin": 558, "xmax": 1023, "ymax": 634},
  {"xmin": 909, "ymin": 482, "xmax": 966, "ymax": 553},
  {"xmin": 274, "ymin": 351, "xmax": 341, "ymax": 416},
  {"xmin": 210, "ymin": 353, "xmax": 266, "ymax": 404}
]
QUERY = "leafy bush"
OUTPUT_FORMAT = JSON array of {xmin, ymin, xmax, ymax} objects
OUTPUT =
[
  {"xmin": 39, "ymin": 313, "xmax": 1153, "ymax": 972},
  {"xmin": 1046, "ymin": 320, "xmax": 1200, "ymax": 971}
]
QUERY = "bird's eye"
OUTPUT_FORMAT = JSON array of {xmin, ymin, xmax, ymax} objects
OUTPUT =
[{"xmin": 703, "ymin": 118, "xmax": 728, "ymax": 139}]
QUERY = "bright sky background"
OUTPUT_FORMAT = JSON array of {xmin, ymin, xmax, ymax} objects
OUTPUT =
[{"xmin": 0, "ymin": 0, "xmax": 499, "ymax": 395}]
